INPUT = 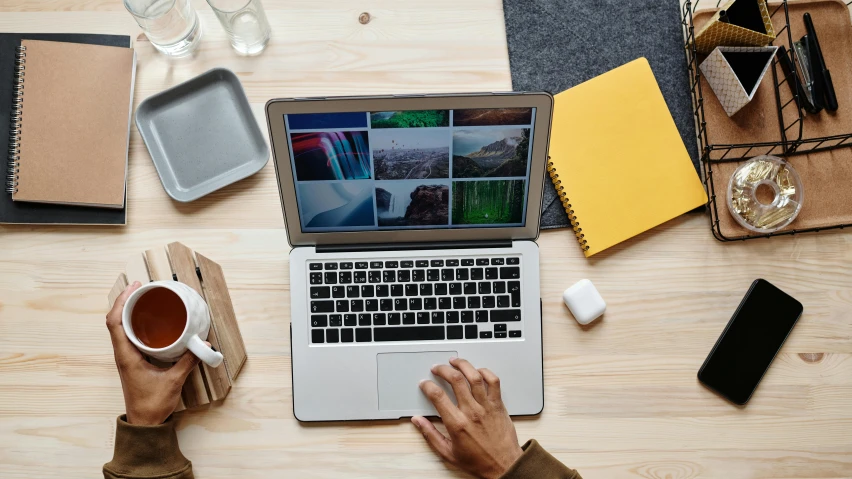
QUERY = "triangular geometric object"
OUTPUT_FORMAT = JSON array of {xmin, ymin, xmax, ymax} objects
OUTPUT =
[
  {"xmin": 699, "ymin": 46, "xmax": 778, "ymax": 116},
  {"xmin": 694, "ymin": 0, "xmax": 776, "ymax": 54},
  {"xmin": 721, "ymin": 49, "xmax": 776, "ymax": 96}
]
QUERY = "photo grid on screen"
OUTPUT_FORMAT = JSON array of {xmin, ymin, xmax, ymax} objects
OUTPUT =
[{"xmin": 285, "ymin": 107, "xmax": 536, "ymax": 232}]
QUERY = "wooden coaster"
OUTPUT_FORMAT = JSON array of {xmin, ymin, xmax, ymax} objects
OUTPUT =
[{"xmin": 107, "ymin": 242, "xmax": 247, "ymax": 411}]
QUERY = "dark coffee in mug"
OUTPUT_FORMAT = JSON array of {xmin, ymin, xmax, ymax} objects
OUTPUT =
[{"xmin": 131, "ymin": 287, "xmax": 187, "ymax": 348}]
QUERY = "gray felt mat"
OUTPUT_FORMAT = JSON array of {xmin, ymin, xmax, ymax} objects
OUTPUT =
[{"xmin": 503, "ymin": 0, "xmax": 699, "ymax": 229}]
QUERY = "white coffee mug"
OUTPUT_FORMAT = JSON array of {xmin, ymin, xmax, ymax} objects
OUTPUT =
[{"xmin": 122, "ymin": 281, "xmax": 224, "ymax": 367}]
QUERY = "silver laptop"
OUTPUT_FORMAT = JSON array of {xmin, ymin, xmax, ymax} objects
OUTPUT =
[{"xmin": 265, "ymin": 92, "xmax": 553, "ymax": 421}]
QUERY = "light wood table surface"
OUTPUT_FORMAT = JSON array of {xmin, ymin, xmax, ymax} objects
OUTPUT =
[{"xmin": 1, "ymin": 1, "xmax": 851, "ymax": 477}]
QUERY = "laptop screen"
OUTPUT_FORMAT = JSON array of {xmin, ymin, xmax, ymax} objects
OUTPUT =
[{"xmin": 284, "ymin": 108, "xmax": 536, "ymax": 233}]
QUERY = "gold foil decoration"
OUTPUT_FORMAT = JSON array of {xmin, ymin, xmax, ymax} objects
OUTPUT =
[{"xmin": 727, "ymin": 155, "xmax": 804, "ymax": 233}]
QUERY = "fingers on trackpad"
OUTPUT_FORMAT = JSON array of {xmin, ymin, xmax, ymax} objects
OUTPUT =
[{"xmin": 376, "ymin": 351, "xmax": 457, "ymax": 412}]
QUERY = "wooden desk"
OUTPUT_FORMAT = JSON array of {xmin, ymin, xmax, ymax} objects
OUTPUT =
[{"xmin": 1, "ymin": 1, "xmax": 850, "ymax": 477}]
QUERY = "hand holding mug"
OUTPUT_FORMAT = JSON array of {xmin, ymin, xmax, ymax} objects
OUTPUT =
[{"xmin": 107, "ymin": 282, "xmax": 211, "ymax": 425}]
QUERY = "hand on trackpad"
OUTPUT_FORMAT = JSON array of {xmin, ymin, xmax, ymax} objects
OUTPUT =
[{"xmin": 377, "ymin": 351, "xmax": 458, "ymax": 413}]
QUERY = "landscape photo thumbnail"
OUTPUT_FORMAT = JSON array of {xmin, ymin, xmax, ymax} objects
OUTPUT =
[
  {"xmin": 373, "ymin": 128, "xmax": 450, "ymax": 180},
  {"xmin": 452, "ymin": 128, "xmax": 530, "ymax": 178},
  {"xmin": 371, "ymin": 110, "xmax": 449, "ymax": 128},
  {"xmin": 376, "ymin": 181, "xmax": 449, "ymax": 227},
  {"xmin": 452, "ymin": 180, "xmax": 525, "ymax": 225},
  {"xmin": 299, "ymin": 182, "xmax": 375, "ymax": 229},
  {"xmin": 452, "ymin": 108, "xmax": 533, "ymax": 126},
  {"xmin": 291, "ymin": 131, "xmax": 371, "ymax": 181}
]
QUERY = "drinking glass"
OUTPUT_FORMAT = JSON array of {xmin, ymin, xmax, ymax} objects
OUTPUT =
[
  {"xmin": 124, "ymin": 0, "xmax": 202, "ymax": 57},
  {"xmin": 206, "ymin": 0, "xmax": 271, "ymax": 56}
]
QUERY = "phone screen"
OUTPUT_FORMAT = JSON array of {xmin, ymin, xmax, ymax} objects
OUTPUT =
[{"xmin": 698, "ymin": 279, "xmax": 803, "ymax": 405}]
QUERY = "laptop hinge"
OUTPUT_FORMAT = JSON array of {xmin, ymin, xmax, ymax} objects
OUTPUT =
[{"xmin": 315, "ymin": 240, "xmax": 513, "ymax": 254}]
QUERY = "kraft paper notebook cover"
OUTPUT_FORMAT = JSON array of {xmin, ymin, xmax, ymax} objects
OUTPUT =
[
  {"xmin": 547, "ymin": 58, "xmax": 708, "ymax": 257},
  {"xmin": 0, "ymin": 33, "xmax": 130, "ymax": 225},
  {"xmin": 8, "ymin": 40, "xmax": 135, "ymax": 208}
]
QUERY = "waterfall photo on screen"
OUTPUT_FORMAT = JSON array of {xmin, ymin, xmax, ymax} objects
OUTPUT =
[
  {"xmin": 452, "ymin": 180, "xmax": 525, "ymax": 225},
  {"xmin": 376, "ymin": 181, "xmax": 449, "ymax": 227},
  {"xmin": 291, "ymin": 131, "xmax": 371, "ymax": 181}
]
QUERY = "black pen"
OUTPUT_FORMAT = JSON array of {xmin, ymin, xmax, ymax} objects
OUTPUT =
[
  {"xmin": 804, "ymin": 13, "xmax": 838, "ymax": 111},
  {"xmin": 803, "ymin": 35, "xmax": 824, "ymax": 111}
]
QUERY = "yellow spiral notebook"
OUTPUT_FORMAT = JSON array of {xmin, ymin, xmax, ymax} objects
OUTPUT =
[{"xmin": 548, "ymin": 58, "xmax": 708, "ymax": 257}]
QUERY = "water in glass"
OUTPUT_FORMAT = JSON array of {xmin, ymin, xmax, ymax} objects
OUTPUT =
[
  {"xmin": 207, "ymin": 0, "xmax": 271, "ymax": 56},
  {"xmin": 125, "ymin": 0, "xmax": 202, "ymax": 57}
]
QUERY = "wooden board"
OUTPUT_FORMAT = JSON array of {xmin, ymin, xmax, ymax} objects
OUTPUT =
[
  {"xmin": 145, "ymin": 247, "xmax": 209, "ymax": 410},
  {"xmin": 197, "ymin": 253, "xmax": 248, "ymax": 383},
  {"xmin": 168, "ymin": 242, "xmax": 230, "ymax": 402},
  {"xmin": 105, "ymin": 243, "xmax": 246, "ymax": 412},
  {"xmin": 125, "ymin": 253, "xmax": 150, "ymax": 286},
  {"xmin": 107, "ymin": 274, "xmax": 128, "ymax": 310}
]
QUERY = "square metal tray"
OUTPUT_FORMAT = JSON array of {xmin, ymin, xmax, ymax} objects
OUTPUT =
[{"xmin": 135, "ymin": 68, "xmax": 268, "ymax": 202}]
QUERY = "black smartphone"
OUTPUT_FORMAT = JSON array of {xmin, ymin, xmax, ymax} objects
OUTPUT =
[{"xmin": 698, "ymin": 279, "xmax": 803, "ymax": 405}]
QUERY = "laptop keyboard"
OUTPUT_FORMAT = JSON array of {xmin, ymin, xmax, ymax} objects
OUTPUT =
[{"xmin": 308, "ymin": 256, "xmax": 523, "ymax": 344}]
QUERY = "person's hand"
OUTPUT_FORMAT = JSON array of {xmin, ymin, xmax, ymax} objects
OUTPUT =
[
  {"xmin": 412, "ymin": 357, "xmax": 524, "ymax": 479},
  {"xmin": 106, "ymin": 281, "xmax": 203, "ymax": 426}
]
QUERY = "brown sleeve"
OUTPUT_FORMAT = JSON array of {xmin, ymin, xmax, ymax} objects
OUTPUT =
[
  {"xmin": 103, "ymin": 415, "xmax": 193, "ymax": 479},
  {"xmin": 500, "ymin": 439, "xmax": 582, "ymax": 479}
]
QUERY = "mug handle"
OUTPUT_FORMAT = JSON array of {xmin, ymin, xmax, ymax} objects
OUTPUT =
[{"xmin": 187, "ymin": 335, "xmax": 224, "ymax": 368}]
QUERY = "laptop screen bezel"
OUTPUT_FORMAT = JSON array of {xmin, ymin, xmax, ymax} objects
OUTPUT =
[{"xmin": 265, "ymin": 92, "xmax": 553, "ymax": 247}]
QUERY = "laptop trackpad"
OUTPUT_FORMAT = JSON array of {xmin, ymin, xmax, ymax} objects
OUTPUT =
[{"xmin": 377, "ymin": 351, "xmax": 458, "ymax": 412}]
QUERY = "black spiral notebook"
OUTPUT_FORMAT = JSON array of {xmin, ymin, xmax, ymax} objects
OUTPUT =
[{"xmin": 0, "ymin": 33, "xmax": 130, "ymax": 225}]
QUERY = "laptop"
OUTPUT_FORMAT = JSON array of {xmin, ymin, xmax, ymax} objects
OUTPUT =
[{"xmin": 265, "ymin": 92, "xmax": 554, "ymax": 421}]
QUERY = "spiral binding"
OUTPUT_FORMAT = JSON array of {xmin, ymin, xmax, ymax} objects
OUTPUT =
[
  {"xmin": 546, "ymin": 156, "xmax": 589, "ymax": 253},
  {"xmin": 6, "ymin": 45, "xmax": 26, "ymax": 194}
]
